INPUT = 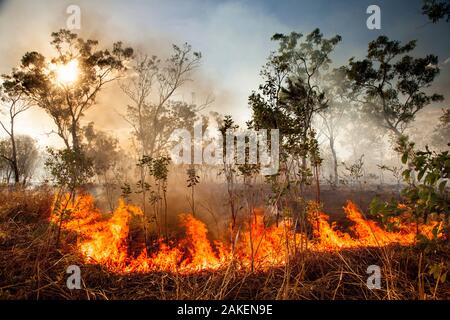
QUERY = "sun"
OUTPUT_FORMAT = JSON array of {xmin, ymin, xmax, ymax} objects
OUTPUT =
[{"xmin": 53, "ymin": 60, "xmax": 79, "ymax": 85}]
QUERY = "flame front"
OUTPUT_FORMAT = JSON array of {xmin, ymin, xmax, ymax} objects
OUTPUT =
[{"xmin": 52, "ymin": 194, "xmax": 441, "ymax": 274}]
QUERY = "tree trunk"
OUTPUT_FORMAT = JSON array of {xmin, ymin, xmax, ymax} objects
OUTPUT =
[
  {"xmin": 329, "ymin": 136, "xmax": 338, "ymax": 186},
  {"xmin": 10, "ymin": 136, "xmax": 19, "ymax": 184},
  {"xmin": 164, "ymin": 189, "xmax": 168, "ymax": 241},
  {"xmin": 314, "ymin": 164, "xmax": 321, "ymax": 203},
  {"xmin": 191, "ymin": 185, "xmax": 195, "ymax": 217},
  {"xmin": 71, "ymin": 122, "xmax": 80, "ymax": 152},
  {"xmin": 9, "ymin": 121, "xmax": 20, "ymax": 184}
]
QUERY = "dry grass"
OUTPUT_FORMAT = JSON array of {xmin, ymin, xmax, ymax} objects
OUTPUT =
[{"xmin": 0, "ymin": 187, "xmax": 448, "ymax": 300}]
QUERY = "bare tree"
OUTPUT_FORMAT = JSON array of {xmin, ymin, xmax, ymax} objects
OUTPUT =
[
  {"xmin": 0, "ymin": 135, "xmax": 39, "ymax": 185},
  {"xmin": 120, "ymin": 44, "xmax": 205, "ymax": 158},
  {"xmin": 318, "ymin": 67, "xmax": 353, "ymax": 186},
  {"xmin": 120, "ymin": 44, "xmax": 210, "ymax": 242},
  {"xmin": 0, "ymin": 77, "xmax": 32, "ymax": 184}
]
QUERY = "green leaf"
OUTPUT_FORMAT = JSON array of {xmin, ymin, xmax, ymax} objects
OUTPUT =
[
  {"xmin": 417, "ymin": 169, "xmax": 425, "ymax": 181},
  {"xmin": 401, "ymin": 153, "xmax": 408, "ymax": 164},
  {"xmin": 402, "ymin": 169, "xmax": 411, "ymax": 181}
]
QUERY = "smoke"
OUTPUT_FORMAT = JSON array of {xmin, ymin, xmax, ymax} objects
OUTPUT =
[
  {"xmin": 1, "ymin": 0, "xmax": 447, "ymax": 188},
  {"xmin": 0, "ymin": 0, "xmax": 254, "ymax": 149}
]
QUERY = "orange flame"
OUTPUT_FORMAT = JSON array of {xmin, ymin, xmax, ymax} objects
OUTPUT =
[
  {"xmin": 311, "ymin": 201, "xmax": 439, "ymax": 250},
  {"xmin": 51, "ymin": 194, "xmax": 441, "ymax": 274}
]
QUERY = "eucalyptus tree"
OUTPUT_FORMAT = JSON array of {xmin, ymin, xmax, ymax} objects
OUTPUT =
[
  {"xmin": 119, "ymin": 45, "xmax": 205, "ymax": 241},
  {"xmin": 422, "ymin": 0, "xmax": 450, "ymax": 23},
  {"xmin": 250, "ymin": 28, "xmax": 341, "ymax": 197},
  {"xmin": 11, "ymin": 29, "xmax": 133, "ymax": 152},
  {"xmin": 120, "ymin": 45, "xmax": 206, "ymax": 158},
  {"xmin": 346, "ymin": 36, "xmax": 443, "ymax": 138},
  {"xmin": 317, "ymin": 67, "xmax": 354, "ymax": 186},
  {"xmin": 9, "ymin": 29, "xmax": 132, "ymax": 244}
]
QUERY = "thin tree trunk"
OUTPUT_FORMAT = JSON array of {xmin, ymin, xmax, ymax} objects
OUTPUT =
[
  {"xmin": 329, "ymin": 136, "xmax": 338, "ymax": 186},
  {"xmin": 140, "ymin": 166, "xmax": 148, "ymax": 245},
  {"xmin": 191, "ymin": 185, "xmax": 195, "ymax": 217},
  {"xmin": 315, "ymin": 165, "xmax": 321, "ymax": 203},
  {"xmin": 164, "ymin": 189, "xmax": 168, "ymax": 241},
  {"xmin": 71, "ymin": 122, "xmax": 81, "ymax": 153},
  {"xmin": 10, "ymin": 128, "xmax": 20, "ymax": 184},
  {"xmin": 55, "ymin": 190, "xmax": 74, "ymax": 247}
]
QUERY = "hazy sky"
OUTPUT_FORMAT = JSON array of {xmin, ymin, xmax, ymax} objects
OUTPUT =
[{"xmin": 0, "ymin": 0, "xmax": 449, "ymax": 148}]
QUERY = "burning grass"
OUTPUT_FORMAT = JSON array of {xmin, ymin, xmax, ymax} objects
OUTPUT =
[
  {"xmin": 0, "ymin": 187, "xmax": 449, "ymax": 300},
  {"xmin": 51, "ymin": 193, "xmax": 442, "ymax": 274}
]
